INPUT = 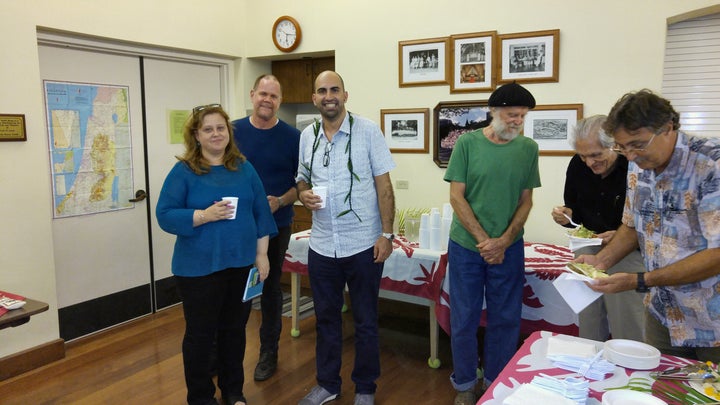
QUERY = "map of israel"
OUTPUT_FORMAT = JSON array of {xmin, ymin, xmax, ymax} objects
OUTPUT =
[{"xmin": 44, "ymin": 81, "xmax": 134, "ymax": 217}]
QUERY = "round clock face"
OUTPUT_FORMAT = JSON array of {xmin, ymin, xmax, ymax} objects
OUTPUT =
[{"xmin": 273, "ymin": 16, "xmax": 301, "ymax": 52}]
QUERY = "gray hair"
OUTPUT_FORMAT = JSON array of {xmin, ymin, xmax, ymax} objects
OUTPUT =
[{"xmin": 569, "ymin": 114, "xmax": 614, "ymax": 149}]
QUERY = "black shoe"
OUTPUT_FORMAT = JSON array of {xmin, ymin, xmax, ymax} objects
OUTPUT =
[
  {"xmin": 222, "ymin": 394, "xmax": 246, "ymax": 405},
  {"xmin": 253, "ymin": 351, "xmax": 277, "ymax": 381}
]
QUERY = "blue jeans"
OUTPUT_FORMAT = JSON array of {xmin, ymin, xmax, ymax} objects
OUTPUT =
[
  {"xmin": 448, "ymin": 238, "xmax": 524, "ymax": 390},
  {"xmin": 176, "ymin": 266, "xmax": 253, "ymax": 405},
  {"xmin": 258, "ymin": 225, "xmax": 291, "ymax": 354},
  {"xmin": 308, "ymin": 246, "xmax": 383, "ymax": 395}
]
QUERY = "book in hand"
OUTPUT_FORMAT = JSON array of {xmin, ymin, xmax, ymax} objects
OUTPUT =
[{"xmin": 243, "ymin": 267, "xmax": 264, "ymax": 302}]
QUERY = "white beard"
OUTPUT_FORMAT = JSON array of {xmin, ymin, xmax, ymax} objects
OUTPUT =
[{"xmin": 491, "ymin": 119, "xmax": 520, "ymax": 141}]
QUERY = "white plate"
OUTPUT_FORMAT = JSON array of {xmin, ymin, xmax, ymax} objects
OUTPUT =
[
  {"xmin": 604, "ymin": 339, "xmax": 661, "ymax": 370},
  {"xmin": 602, "ymin": 389, "xmax": 667, "ymax": 405},
  {"xmin": 688, "ymin": 380, "xmax": 720, "ymax": 401}
]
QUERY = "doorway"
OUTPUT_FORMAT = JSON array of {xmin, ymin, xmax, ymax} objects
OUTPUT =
[{"xmin": 38, "ymin": 32, "xmax": 232, "ymax": 340}]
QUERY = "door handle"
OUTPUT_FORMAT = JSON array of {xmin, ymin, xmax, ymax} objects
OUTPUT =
[{"xmin": 129, "ymin": 189, "xmax": 147, "ymax": 202}]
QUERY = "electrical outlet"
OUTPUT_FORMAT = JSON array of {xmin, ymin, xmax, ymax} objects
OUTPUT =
[{"xmin": 396, "ymin": 180, "xmax": 409, "ymax": 189}]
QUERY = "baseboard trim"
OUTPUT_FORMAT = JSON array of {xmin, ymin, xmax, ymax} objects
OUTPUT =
[{"xmin": 0, "ymin": 338, "xmax": 65, "ymax": 381}]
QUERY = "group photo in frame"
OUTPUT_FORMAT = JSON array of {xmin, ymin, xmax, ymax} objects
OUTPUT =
[
  {"xmin": 450, "ymin": 31, "xmax": 497, "ymax": 93},
  {"xmin": 523, "ymin": 104, "xmax": 583, "ymax": 156},
  {"xmin": 498, "ymin": 29, "xmax": 559, "ymax": 84},
  {"xmin": 433, "ymin": 100, "xmax": 491, "ymax": 167},
  {"xmin": 380, "ymin": 108, "xmax": 429, "ymax": 154},
  {"xmin": 398, "ymin": 37, "xmax": 449, "ymax": 87}
]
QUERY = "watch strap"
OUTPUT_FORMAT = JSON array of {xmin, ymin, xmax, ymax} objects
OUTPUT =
[
  {"xmin": 382, "ymin": 232, "xmax": 394, "ymax": 241},
  {"xmin": 635, "ymin": 272, "xmax": 650, "ymax": 293}
]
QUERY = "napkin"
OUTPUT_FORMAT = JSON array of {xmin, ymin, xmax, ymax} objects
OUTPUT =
[
  {"xmin": 546, "ymin": 335, "xmax": 597, "ymax": 358},
  {"xmin": 568, "ymin": 236, "xmax": 603, "ymax": 252},
  {"xmin": 502, "ymin": 383, "xmax": 577, "ymax": 405},
  {"xmin": 552, "ymin": 272, "xmax": 603, "ymax": 313}
]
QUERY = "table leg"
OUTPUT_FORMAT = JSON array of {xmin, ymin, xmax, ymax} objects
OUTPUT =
[
  {"xmin": 290, "ymin": 272, "xmax": 301, "ymax": 337},
  {"xmin": 428, "ymin": 300, "xmax": 441, "ymax": 368}
]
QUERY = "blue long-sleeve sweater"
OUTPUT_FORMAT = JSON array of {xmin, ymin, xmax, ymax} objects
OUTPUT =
[{"xmin": 156, "ymin": 160, "xmax": 278, "ymax": 277}]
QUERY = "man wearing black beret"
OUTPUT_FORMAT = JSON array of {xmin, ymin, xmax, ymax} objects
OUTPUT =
[{"xmin": 444, "ymin": 82, "xmax": 541, "ymax": 405}]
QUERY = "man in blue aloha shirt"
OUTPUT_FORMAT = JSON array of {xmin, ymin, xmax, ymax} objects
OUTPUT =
[{"xmin": 579, "ymin": 89, "xmax": 720, "ymax": 363}]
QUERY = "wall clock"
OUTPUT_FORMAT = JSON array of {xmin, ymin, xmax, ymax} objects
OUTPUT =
[{"xmin": 272, "ymin": 16, "xmax": 302, "ymax": 53}]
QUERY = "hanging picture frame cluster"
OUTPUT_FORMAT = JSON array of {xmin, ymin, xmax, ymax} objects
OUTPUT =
[
  {"xmin": 399, "ymin": 29, "xmax": 560, "ymax": 91},
  {"xmin": 396, "ymin": 28, "xmax": 578, "ymax": 162}
]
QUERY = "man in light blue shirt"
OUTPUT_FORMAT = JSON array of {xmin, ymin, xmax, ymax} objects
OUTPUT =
[{"xmin": 296, "ymin": 71, "xmax": 396, "ymax": 405}]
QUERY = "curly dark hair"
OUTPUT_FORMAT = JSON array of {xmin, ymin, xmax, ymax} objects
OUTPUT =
[
  {"xmin": 603, "ymin": 89, "xmax": 680, "ymax": 136},
  {"xmin": 177, "ymin": 105, "xmax": 245, "ymax": 174}
]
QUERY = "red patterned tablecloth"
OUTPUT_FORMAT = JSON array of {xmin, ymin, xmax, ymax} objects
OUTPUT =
[
  {"xmin": 283, "ymin": 230, "xmax": 579, "ymax": 336},
  {"xmin": 478, "ymin": 330, "xmax": 696, "ymax": 404}
]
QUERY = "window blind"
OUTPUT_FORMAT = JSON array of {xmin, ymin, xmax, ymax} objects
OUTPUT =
[{"xmin": 662, "ymin": 13, "xmax": 720, "ymax": 138}]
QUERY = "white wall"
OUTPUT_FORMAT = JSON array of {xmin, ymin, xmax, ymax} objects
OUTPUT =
[
  {"xmin": 240, "ymin": 0, "xmax": 719, "ymax": 246},
  {"xmin": 1, "ymin": 0, "xmax": 718, "ymax": 359}
]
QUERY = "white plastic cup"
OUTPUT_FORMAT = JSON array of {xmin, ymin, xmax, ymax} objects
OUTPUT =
[
  {"xmin": 405, "ymin": 218, "xmax": 420, "ymax": 242},
  {"xmin": 312, "ymin": 186, "xmax": 327, "ymax": 209},
  {"xmin": 442, "ymin": 202, "xmax": 453, "ymax": 219},
  {"xmin": 420, "ymin": 212, "xmax": 430, "ymax": 228},
  {"xmin": 222, "ymin": 196, "xmax": 238, "ymax": 219},
  {"xmin": 430, "ymin": 227, "xmax": 441, "ymax": 251}
]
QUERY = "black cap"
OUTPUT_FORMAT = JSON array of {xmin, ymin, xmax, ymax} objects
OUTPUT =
[{"xmin": 488, "ymin": 81, "xmax": 536, "ymax": 108}]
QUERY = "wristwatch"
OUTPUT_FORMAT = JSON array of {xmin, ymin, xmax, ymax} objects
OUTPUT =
[
  {"xmin": 382, "ymin": 232, "xmax": 395, "ymax": 241},
  {"xmin": 635, "ymin": 272, "xmax": 650, "ymax": 293}
]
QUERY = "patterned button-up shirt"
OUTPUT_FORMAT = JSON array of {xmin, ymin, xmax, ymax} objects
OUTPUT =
[{"xmin": 624, "ymin": 131, "xmax": 720, "ymax": 346}]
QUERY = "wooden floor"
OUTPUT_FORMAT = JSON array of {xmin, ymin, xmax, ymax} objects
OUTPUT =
[{"xmin": 0, "ymin": 297, "xmax": 457, "ymax": 404}]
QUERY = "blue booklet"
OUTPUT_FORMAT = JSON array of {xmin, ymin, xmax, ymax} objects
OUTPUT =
[{"xmin": 243, "ymin": 267, "xmax": 264, "ymax": 302}]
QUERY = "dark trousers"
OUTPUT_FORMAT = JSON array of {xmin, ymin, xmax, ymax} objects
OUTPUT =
[
  {"xmin": 258, "ymin": 226, "xmax": 292, "ymax": 354},
  {"xmin": 308, "ymin": 246, "xmax": 383, "ymax": 395},
  {"xmin": 176, "ymin": 266, "xmax": 253, "ymax": 405}
]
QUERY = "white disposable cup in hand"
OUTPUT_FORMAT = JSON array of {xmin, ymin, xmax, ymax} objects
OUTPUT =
[
  {"xmin": 222, "ymin": 196, "xmax": 239, "ymax": 219},
  {"xmin": 312, "ymin": 186, "xmax": 327, "ymax": 209}
]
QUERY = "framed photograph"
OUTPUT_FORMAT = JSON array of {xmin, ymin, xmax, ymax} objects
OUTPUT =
[
  {"xmin": 524, "ymin": 104, "xmax": 583, "ymax": 156},
  {"xmin": 498, "ymin": 29, "xmax": 559, "ymax": 84},
  {"xmin": 450, "ymin": 31, "xmax": 497, "ymax": 93},
  {"xmin": 380, "ymin": 108, "xmax": 429, "ymax": 154},
  {"xmin": 398, "ymin": 37, "xmax": 449, "ymax": 87},
  {"xmin": 0, "ymin": 114, "xmax": 27, "ymax": 142},
  {"xmin": 433, "ymin": 100, "xmax": 491, "ymax": 168}
]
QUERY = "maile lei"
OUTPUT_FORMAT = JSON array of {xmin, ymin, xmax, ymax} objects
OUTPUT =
[{"xmin": 300, "ymin": 113, "xmax": 361, "ymax": 221}]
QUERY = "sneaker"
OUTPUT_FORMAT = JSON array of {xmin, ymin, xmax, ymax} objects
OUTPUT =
[
  {"xmin": 353, "ymin": 393, "xmax": 374, "ymax": 405},
  {"xmin": 298, "ymin": 385, "xmax": 338, "ymax": 405},
  {"xmin": 253, "ymin": 351, "xmax": 277, "ymax": 381},
  {"xmin": 453, "ymin": 389, "xmax": 477, "ymax": 405}
]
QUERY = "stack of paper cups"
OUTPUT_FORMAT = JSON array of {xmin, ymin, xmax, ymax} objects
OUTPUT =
[
  {"xmin": 419, "ymin": 213, "xmax": 430, "ymax": 249},
  {"xmin": 441, "ymin": 217, "xmax": 452, "ymax": 250},
  {"xmin": 442, "ymin": 202, "xmax": 453, "ymax": 219},
  {"xmin": 430, "ymin": 209, "xmax": 441, "ymax": 250},
  {"xmin": 440, "ymin": 203, "xmax": 454, "ymax": 250}
]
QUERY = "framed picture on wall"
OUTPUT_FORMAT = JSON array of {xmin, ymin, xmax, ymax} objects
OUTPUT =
[
  {"xmin": 523, "ymin": 104, "xmax": 583, "ymax": 156},
  {"xmin": 498, "ymin": 29, "xmax": 559, "ymax": 84},
  {"xmin": 433, "ymin": 100, "xmax": 491, "ymax": 168},
  {"xmin": 450, "ymin": 31, "xmax": 497, "ymax": 93},
  {"xmin": 398, "ymin": 37, "xmax": 449, "ymax": 87},
  {"xmin": 380, "ymin": 108, "xmax": 429, "ymax": 153}
]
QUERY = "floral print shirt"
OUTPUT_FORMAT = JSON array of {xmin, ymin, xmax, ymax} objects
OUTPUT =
[{"xmin": 624, "ymin": 131, "xmax": 720, "ymax": 347}]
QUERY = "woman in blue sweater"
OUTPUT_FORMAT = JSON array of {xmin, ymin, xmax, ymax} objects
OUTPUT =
[{"xmin": 156, "ymin": 104, "xmax": 277, "ymax": 405}]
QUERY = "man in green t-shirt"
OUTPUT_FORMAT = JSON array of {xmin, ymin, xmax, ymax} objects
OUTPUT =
[{"xmin": 444, "ymin": 82, "xmax": 541, "ymax": 405}]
